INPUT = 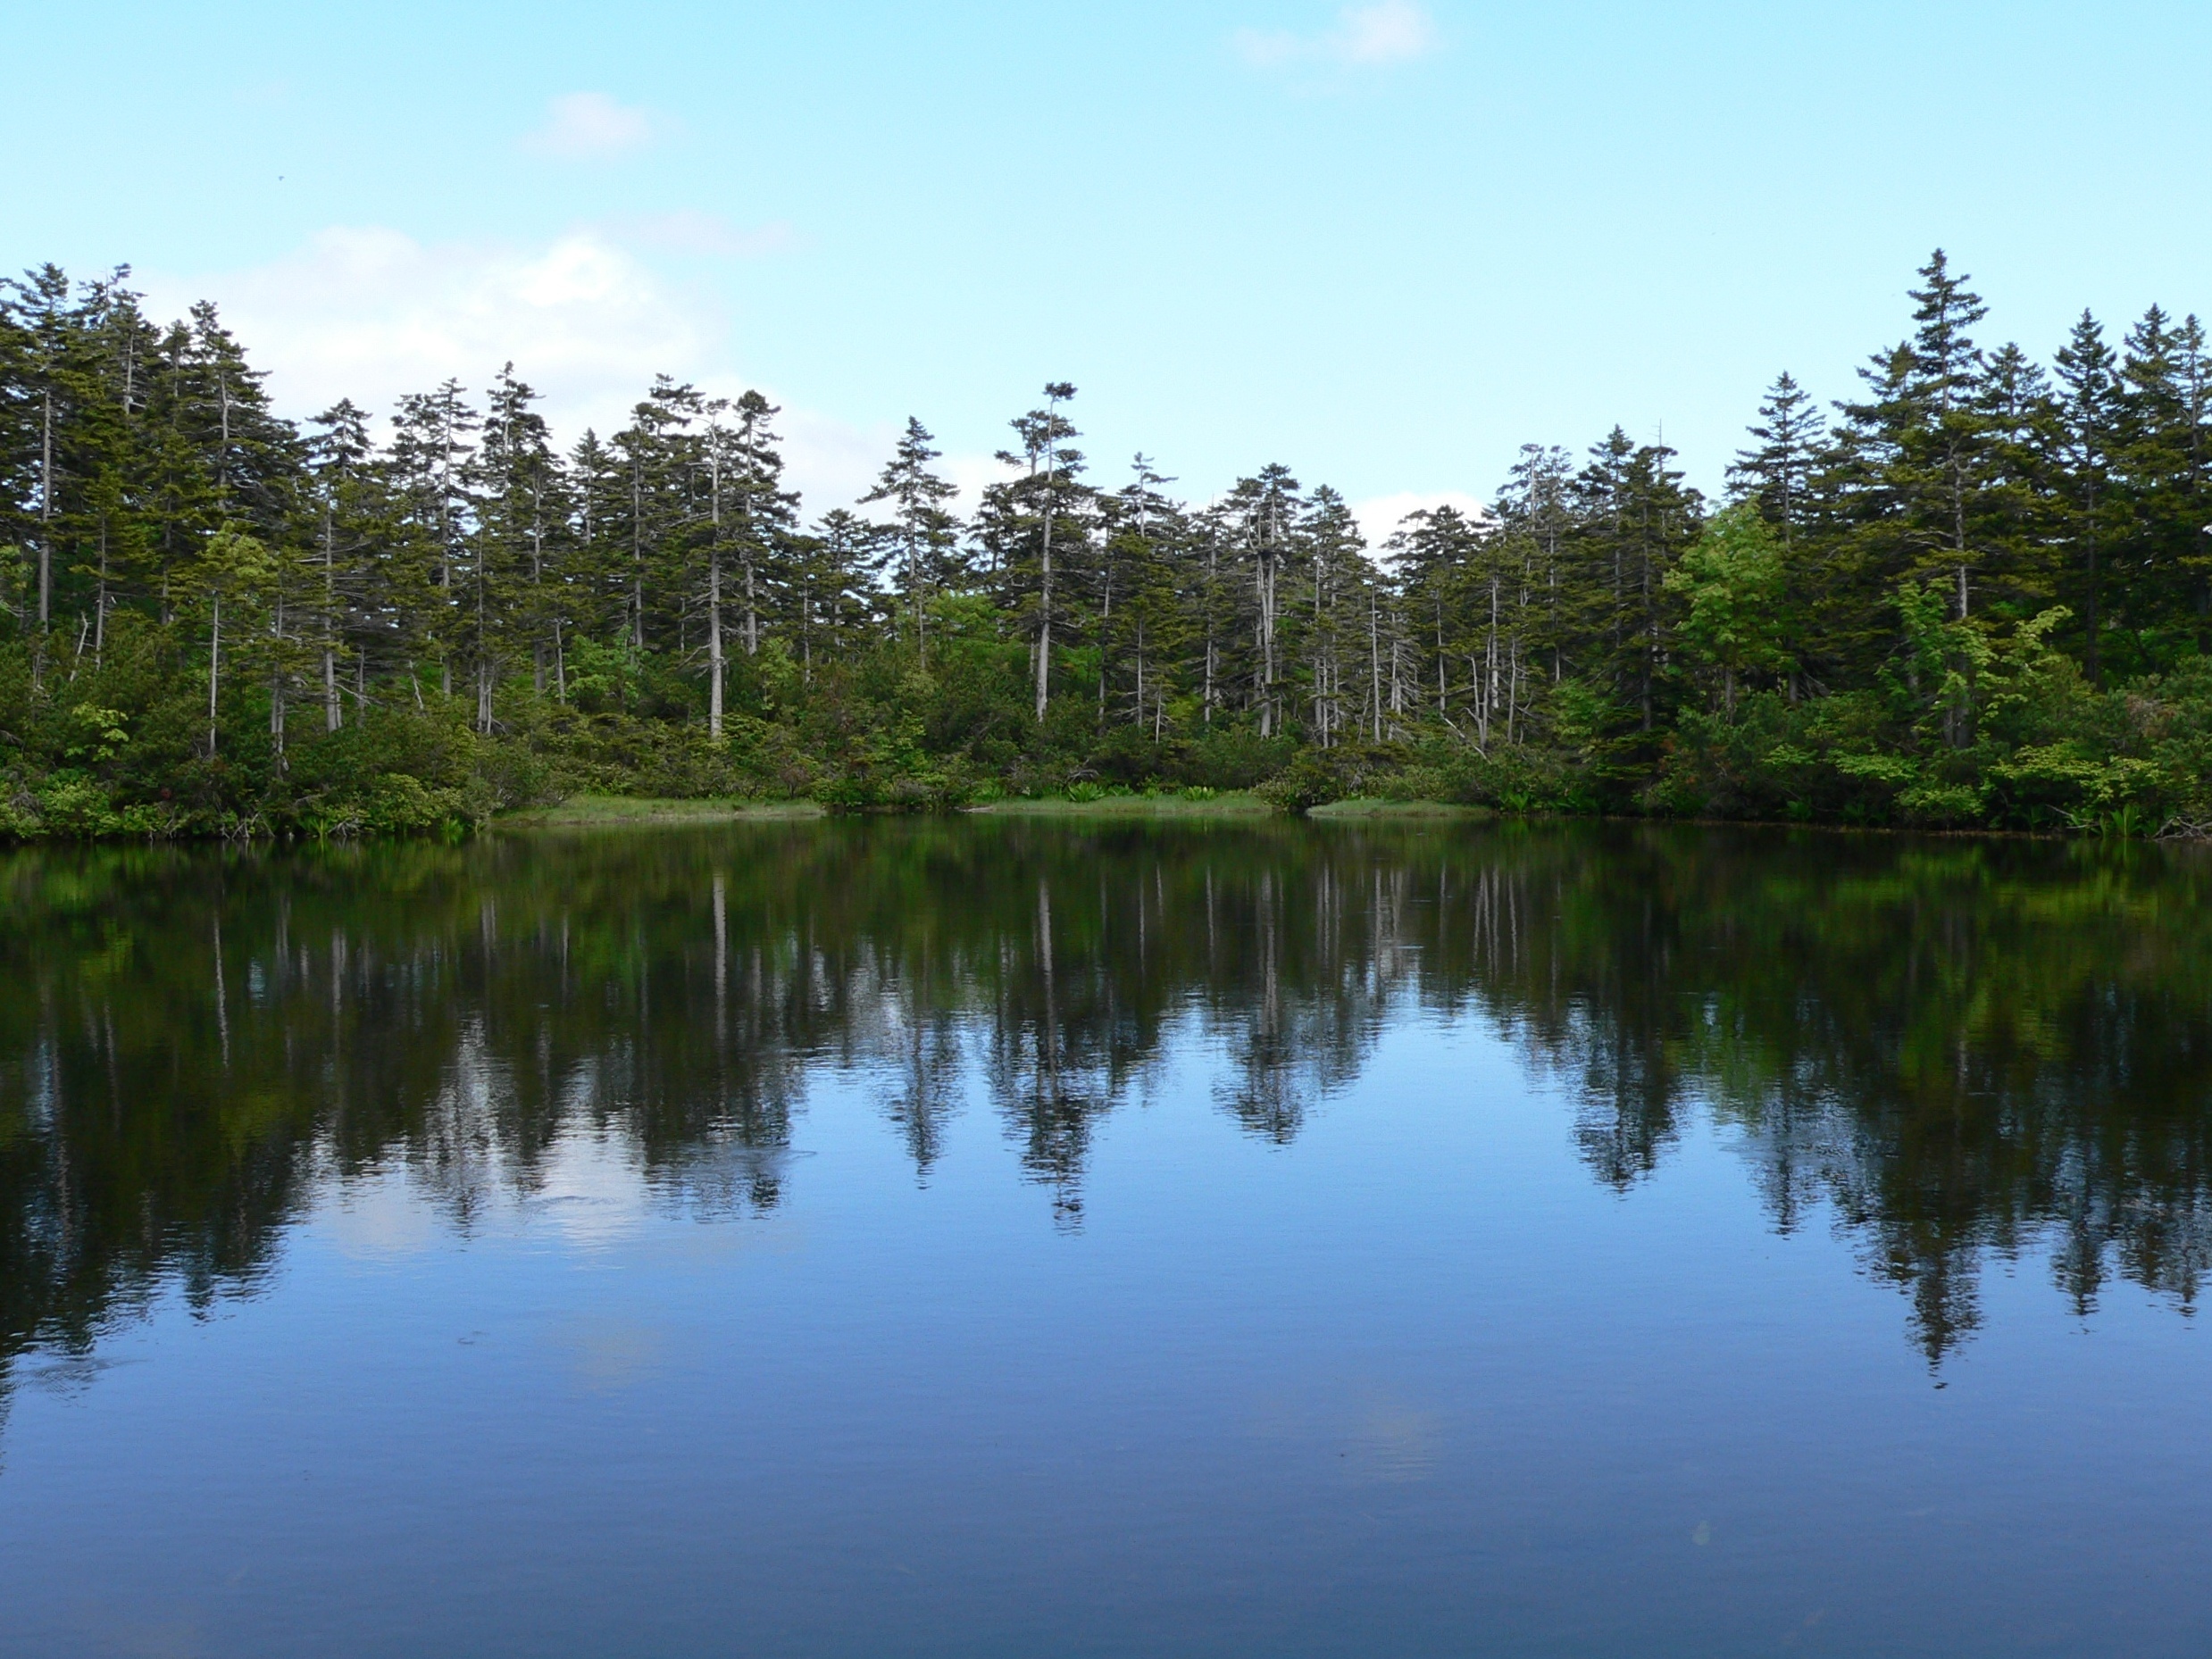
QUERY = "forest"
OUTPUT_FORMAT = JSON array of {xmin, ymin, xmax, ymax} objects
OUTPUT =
[{"xmin": 4, "ymin": 249, "xmax": 2212, "ymax": 838}]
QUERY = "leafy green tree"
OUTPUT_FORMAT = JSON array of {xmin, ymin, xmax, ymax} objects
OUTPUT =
[{"xmin": 1665, "ymin": 503, "xmax": 1790, "ymax": 715}]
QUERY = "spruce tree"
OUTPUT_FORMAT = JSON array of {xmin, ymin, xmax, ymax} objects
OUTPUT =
[
  {"xmin": 1727, "ymin": 371, "xmax": 1824, "ymax": 548},
  {"xmin": 861, "ymin": 417, "xmax": 962, "ymax": 664},
  {"xmin": 304, "ymin": 399, "xmax": 377, "ymax": 729},
  {"xmin": 983, "ymin": 385, "xmax": 1083, "ymax": 723},
  {"xmin": 2054, "ymin": 310, "xmax": 2123, "ymax": 684}
]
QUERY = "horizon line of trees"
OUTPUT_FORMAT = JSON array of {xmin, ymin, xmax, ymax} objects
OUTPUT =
[{"xmin": 5, "ymin": 248, "xmax": 2212, "ymax": 832}]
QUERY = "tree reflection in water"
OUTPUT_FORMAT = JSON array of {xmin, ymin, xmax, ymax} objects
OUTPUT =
[{"xmin": 4, "ymin": 818, "xmax": 2212, "ymax": 1410}]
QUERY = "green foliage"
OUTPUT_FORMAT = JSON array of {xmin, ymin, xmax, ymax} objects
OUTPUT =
[
  {"xmin": 1665, "ymin": 503, "xmax": 1791, "ymax": 711},
  {"xmin": 7, "ymin": 252, "xmax": 2212, "ymax": 840},
  {"xmin": 1256, "ymin": 744, "xmax": 1389, "ymax": 812}
]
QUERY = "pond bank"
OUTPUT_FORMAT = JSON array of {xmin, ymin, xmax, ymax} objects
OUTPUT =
[
  {"xmin": 495, "ymin": 792, "xmax": 1495, "ymax": 829},
  {"xmin": 497, "ymin": 796, "xmax": 827, "ymax": 829}
]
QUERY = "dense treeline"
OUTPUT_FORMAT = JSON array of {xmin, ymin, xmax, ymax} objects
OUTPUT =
[{"xmin": 4, "ymin": 250, "xmax": 2212, "ymax": 837}]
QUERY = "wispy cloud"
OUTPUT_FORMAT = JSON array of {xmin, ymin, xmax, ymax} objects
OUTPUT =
[
  {"xmin": 522, "ymin": 91, "xmax": 656, "ymax": 160},
  {"xmin": 144, "ymin": 227, "xmax": 709, "ymax": 433},
  {"xmin": 1235, "ymin": 1, "xmax": 1439, "ymax": 69},
  {"xmin": 138, "ymin": 226, "xmax": 884, "ymax": 512},
  {"xmin": 1354, "ymin": 489, "xmax": 1488, "ymax": 549}
]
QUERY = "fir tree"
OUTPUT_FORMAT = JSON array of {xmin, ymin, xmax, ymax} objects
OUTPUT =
[{"xmin": 862, "ymin": 417, "xmax": 962, "ymax": 664}]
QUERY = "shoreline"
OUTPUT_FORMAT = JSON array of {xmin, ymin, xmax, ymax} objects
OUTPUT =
[
  {"xmin": 0, "ymin": 791, "xmax": 2168, "ymax": 843},
  {"xmin": 495, "ymin": 796, "xmax": 828, "ymax": 830},
  {"xmin": 497, "ymin": 792, "xmax": 1498, "ymax": 829}
]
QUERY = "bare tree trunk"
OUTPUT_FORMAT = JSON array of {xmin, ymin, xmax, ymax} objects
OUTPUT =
[
  {"xmin": 207, "ymin": 597, "xmax": 221, "ymax": 759},
  {"xmin": 271, "ymin": 594, "xmax": 288, "ymax": 770},
  {"xmin": 913, "ymin": 529, "xmax": 927, "ymax": 667},
  {"xmin": 1435, "ymin": 593, "xmax": 1446, "ymax": 715},
  {"xmin": 2084, "ymin": 534, "xmax": 2100, "ymax": 688},
  {"xmin": 39, "ymin": 389, "xmax": 54, "ymax": 632},
  {"xmin": 531, "ymin": 502, "xmax": 547, "ymax": 698},
  {"xmin": 632, "ymin": 457, "xmax": 647, "ymax": 651},
  {"xmin": 1034, "ymin": 499, "xmax": 1055, "ymax": 723},
  {"xmin": 709, "ymin": 546, "xmax": 725, "ymax": 738},
  {"xmin": 1203, "ymin": 545, "xmax": 1217, "ymax": 724},
  {"xmin": 32, "ymin": 387, "xmax": 54, "ymax": 690},
  {"xmin": 94, "ymin": 529, "xmax": 109, "ymax": 670},
  {"xmin": 475, "ymin": 566, "xmax": 492, "ymax": 734},
  {"xmin": 322, "ymin": 507, "xmax": 341, "ymax": 730},
  {"xmin": 1369, "ymin": 589, "xmax": 1383, "ymax": 742},
  {"xmin": 1096, "ymin": 578, "xmax": 1109, "ymax": 729}
]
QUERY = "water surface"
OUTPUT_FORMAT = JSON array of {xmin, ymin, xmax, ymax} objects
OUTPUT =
[{"xmin": 4, "ymin": 819, "xmax": 2211, "ymax": 1657}]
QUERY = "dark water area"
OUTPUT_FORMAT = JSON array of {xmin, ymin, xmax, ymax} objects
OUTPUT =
[{"xmin": 4, "ymin": 818, "xmax": 2212, "ymax": 1657}]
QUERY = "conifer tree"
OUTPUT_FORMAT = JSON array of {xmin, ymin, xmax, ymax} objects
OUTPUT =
[
  {"xmin": 982, "ymin": 384, "xmax": 1083, "ymax": 722},
  {"xmin": 470, "ymin": 366, "xmax": 561, "ymax": 731},
  {"xmin": 2054, "ymin": 311, "xmax": 2123, "ymax": 684},
  {"xmin": 730, "ymin": 389, "xmax": 797, "ymax": 661},
  {"xmin": 1296, "ymin": 486, "xmax": 1365, "ymax": 746},
  {"xmin": 3, "ymin": 266, "xmax": 79, "ymax": 674},
  {"xmin": 1219, "ymin": 464, "xmax": 1303, "ymax": 735},
  {"xmin": 862, "ymin": 417, "xmax": 962, "ymax": 664},
  {"xmin": 304, "ymin": 399, "xmax": 377, "ymax": 729},
  {"xmin": 1970, "ymin": 342, "xmax": 2059, "ymax": 618},
  {"xmin": 389, "ymin": 380, "xmax": 478, "ymax": 698},
  {"xmin": 1900, "ymin": 250, "xmax": 1993, "ymax": 615},
  {"xmin": 1728, "ymin": 372, "xmax": 1824, "ymax": 548}
]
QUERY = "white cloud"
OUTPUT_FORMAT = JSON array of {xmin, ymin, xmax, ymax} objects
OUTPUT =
[
  {"xmin": 138, "ymin": 225, "xmax": 884, "ymax": 515},
  {"xmin": 1236, "ymin": 1, "xmax": 1438, "ymax": 69},
  {"xmin": 138, "ymin": 226, "xmax": 1473, "ymax": 538},
  {"xmin": 522, "ymin": 91, "xmax": 656, "ymax": 160},
  {"xmin": 145, "ymin": 226, "xmax": 706, "ymax": 435},
  {"xmin": 1353, "ymin": 489, "xmax": 1488, "ymax": 548},
  {"xmin": 1337, "ymin": 0, "xmax": 1437, "ymax": 63}
]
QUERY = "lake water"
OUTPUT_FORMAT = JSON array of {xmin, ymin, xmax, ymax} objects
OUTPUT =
[{"xmin": 4, "ymin": 818, "xmax": 2211, "ymax": 1657}]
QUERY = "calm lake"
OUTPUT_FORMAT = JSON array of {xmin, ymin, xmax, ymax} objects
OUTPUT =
[{"xmin": 4, "ymin": 818, "xmax": 2211, "ymax": 1657}]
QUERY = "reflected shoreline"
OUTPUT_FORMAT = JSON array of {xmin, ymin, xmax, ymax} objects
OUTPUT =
[{"xmin": 4, "ymin": 818, "xmax": 2211, "ymax": 1408}]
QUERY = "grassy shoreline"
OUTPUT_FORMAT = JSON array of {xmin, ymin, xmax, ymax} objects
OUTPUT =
[
  {"xmin": 1306, "ymin": 797, "xmax": 1490, "ymax": 820},
  {"xmin": 493, "ymin": 791, "xmax": 1496, "ymax": 830},
  {"xmin": 496, "ymin": 796, "xmax": 827, "ymax": 829},
  {"xmin": 965, "ymin": 791, "xmax": 1274, "ymax": 818}
]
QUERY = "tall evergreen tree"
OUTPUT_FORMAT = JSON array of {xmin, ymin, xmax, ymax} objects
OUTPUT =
[
  {"xmin": 2054, "ymin": 310, "xmax": 2122, "ymax": 684},
  {"xmin": 862, "ymin": 417, "xmax": 962, "ymax": 664}
]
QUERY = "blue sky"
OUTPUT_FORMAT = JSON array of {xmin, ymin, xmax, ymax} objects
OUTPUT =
[{"xmin": 11, "ymin": 0, "xmax": 2212, "ymax": 533}]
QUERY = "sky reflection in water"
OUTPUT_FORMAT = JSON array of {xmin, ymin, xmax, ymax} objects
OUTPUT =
[{"xmin": 3, "ymin": 819, "xmax": 2210, "ymax": 1657}]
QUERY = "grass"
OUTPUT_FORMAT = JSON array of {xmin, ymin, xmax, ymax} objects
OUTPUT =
[
  {"xmin": 1306, "ymin": 797, "xmax": 1490, "ymax": 821},
  {"xmin": 498, "ymin": 790, "xmax": 1483, "ymax": 830},
  {"xmin": 965, "ymin": 790, "xmax": 1277, "ymax": 817},
  {"xmin": 497, "ymin": 795, "xmax": 825, "ymax": 829}
]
